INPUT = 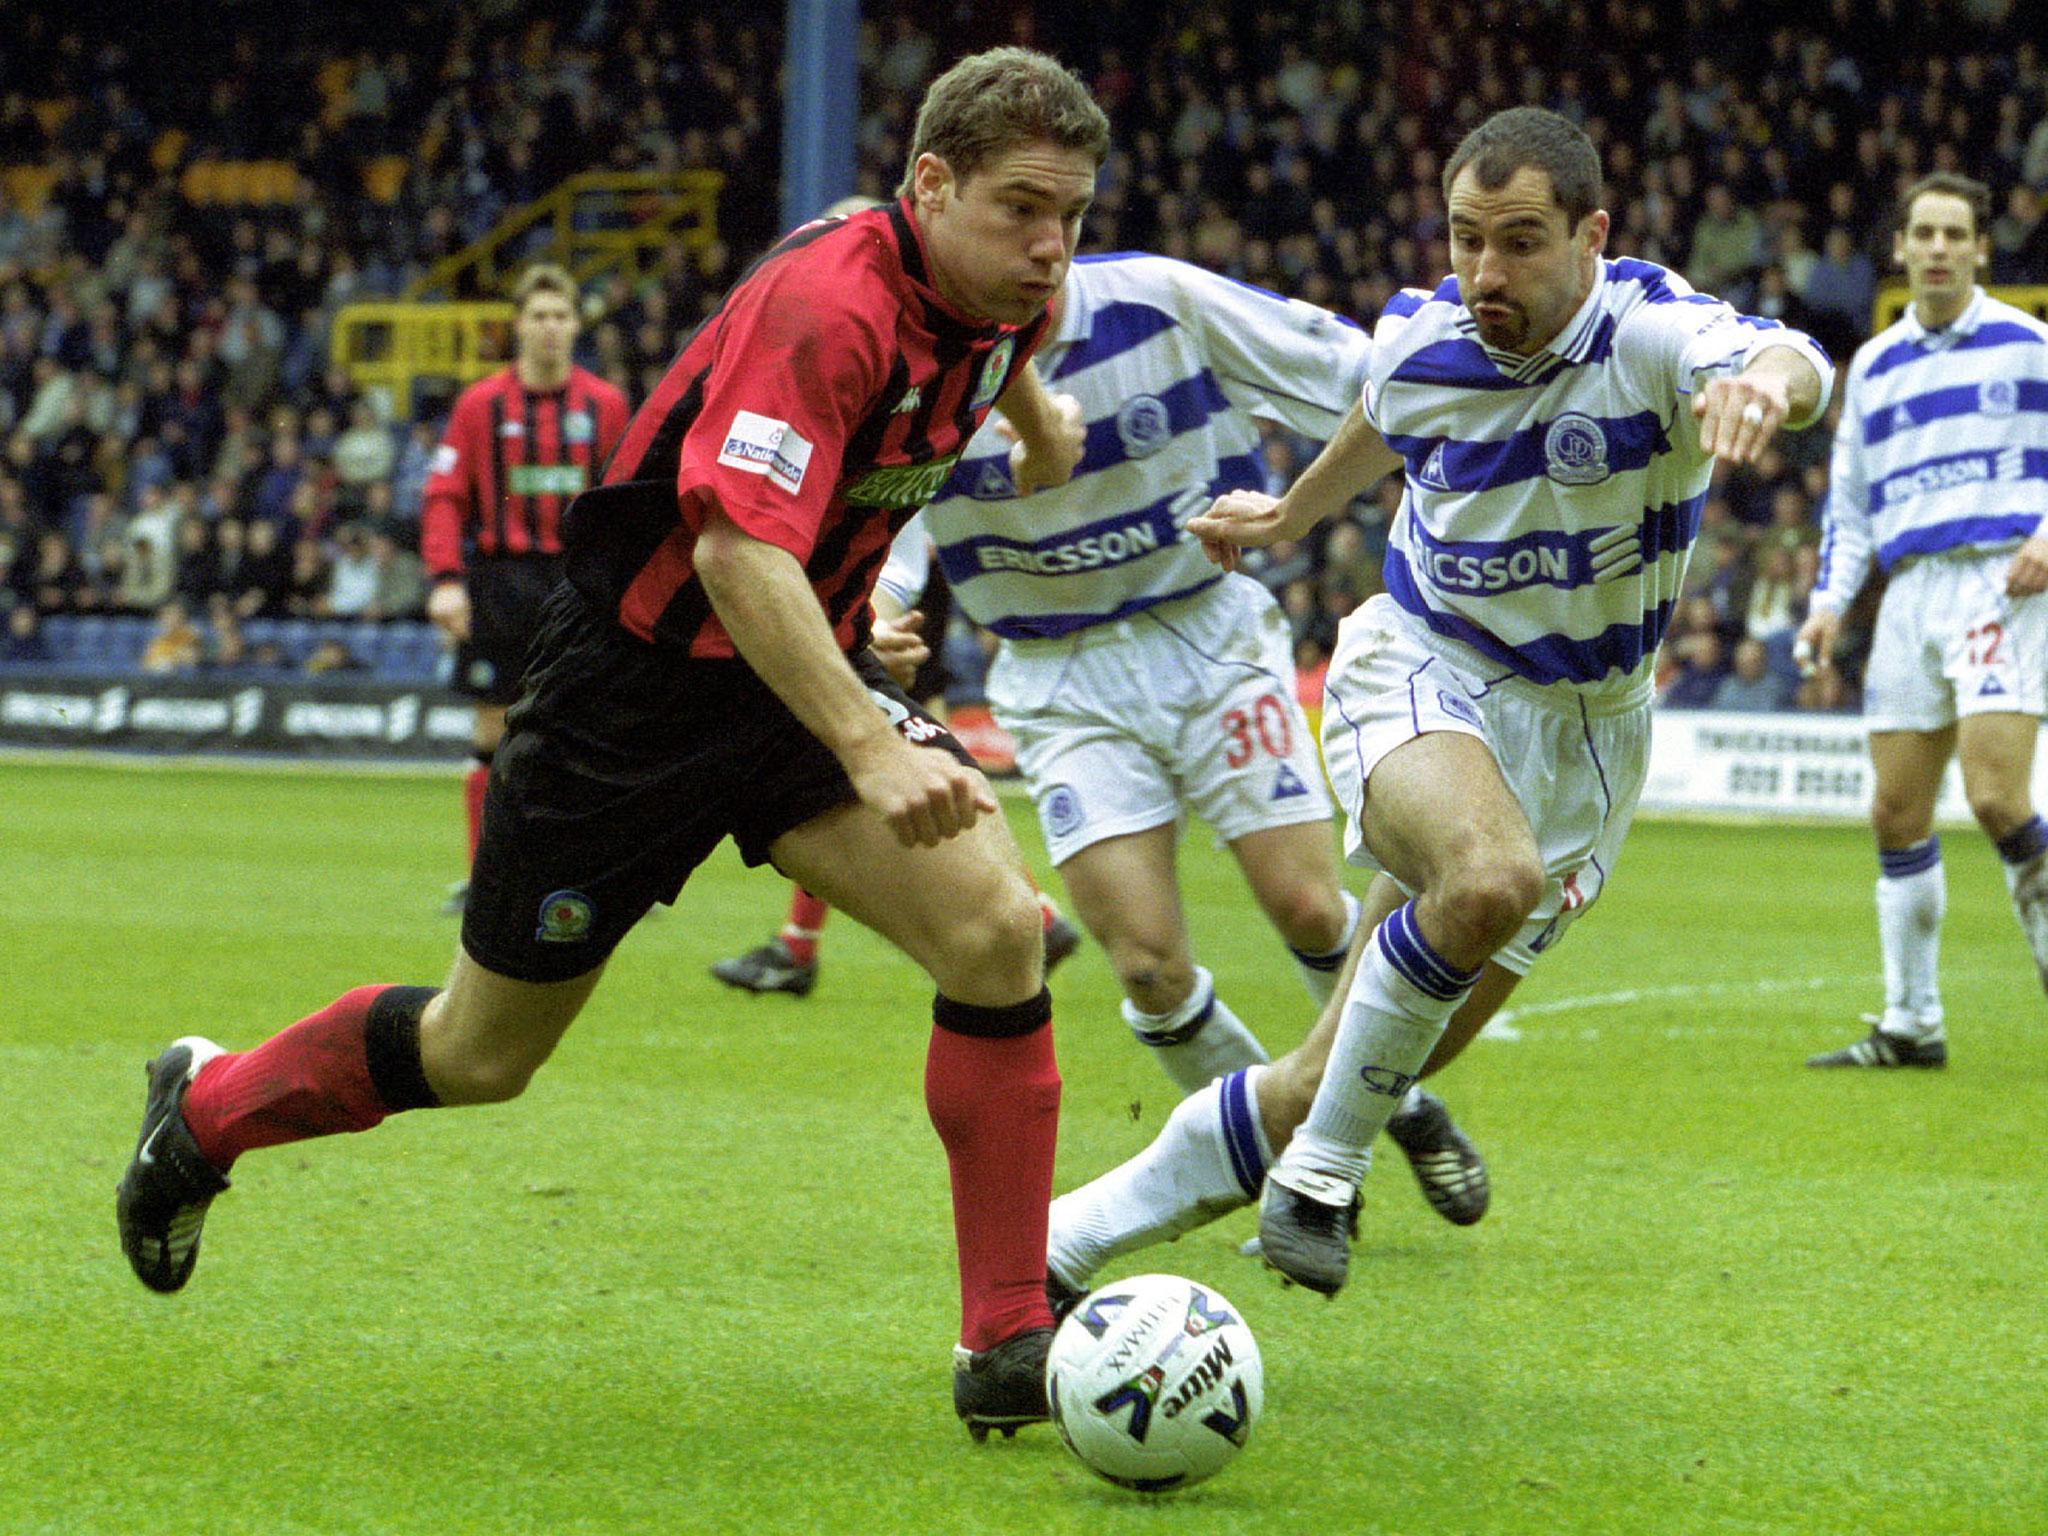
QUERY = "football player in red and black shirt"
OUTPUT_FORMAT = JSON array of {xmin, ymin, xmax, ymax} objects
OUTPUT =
[
  {"xmin": 119, "ymin": 48, "xmax": 1107, "ymax": 1441},
  {"xmin": 420, "ymin": 264, "xmax": 629, "ymax": 910}
]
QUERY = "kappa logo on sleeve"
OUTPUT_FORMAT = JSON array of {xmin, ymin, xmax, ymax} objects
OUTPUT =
[{"xmin": 717, "ymin": 409, "xmax": 813, "ymax": 495}]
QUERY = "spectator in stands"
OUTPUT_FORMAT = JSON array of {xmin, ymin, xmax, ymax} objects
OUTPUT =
[
  {"xmin": 172, "ymin": 514, "xmax": 217, "ymax": 608},
  {"xmin": 0, "ymin": 601, "xmax": 48, "ymax": 664},
  {"xmin": 1713, "ymin": 637, "xmax": 1791, "ymax": 712},
  {"xmin": 389, "ymin": 421, "xmax": 436, "ymax": 524},
  {"xmin": 1801, "ymin": 226, "xmax": 1877, "ymax": 352},
  {"xmin": 323, "ymin": 522, "xmax": 378, "ymax": 617},
  {"xmin": 140, "ymin": 597, "xmax": 203, "ymax": 673},
  {"xmin": 283, "ymin": 534, "xmax": 328, "ymax": 617},
  {"xmin": 230, "ymin": 514, "xmax": 290, "ymax": 618},
  {"xmin": 1745, "ymin": 539, "xmax": 1804, "ymax": 642},
  {"xmin": 332, "ymin": 398, "xmax": 394, "ymax": 499},
  {"xmin": 364, "ymin": 526, "xmax": 424, "ymax": 620},
  {"xmin": 1688, "ymin": 183, "xmax": 1763, "ymax": 302},
  {"xmin": 302, "ymin": 635, "xmax": 364, "ymax": 675},
  {"xmin": 205, "ymin": 595, "xmax": 249, "ymax": 670}
]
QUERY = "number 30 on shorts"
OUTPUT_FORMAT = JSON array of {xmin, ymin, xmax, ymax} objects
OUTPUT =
[{"xmin": 1221, "ymin": 694, "xmax": 1294, "ymax": 768}]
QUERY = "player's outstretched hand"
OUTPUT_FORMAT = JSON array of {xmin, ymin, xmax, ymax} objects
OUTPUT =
[
  {"xmin": 844, "ymin": 732, "xmax": 998, "ymax": 848},
  {"xmin": 1008, "ymin": 393, "xmax": 1086, "ymax": 494},
  {"xmin": 1187, "ymin": 490, "xmax": 1290, "ymax": 573},
  {"xmin": 1792, "ymin": 609, "xmax": 1840, "ymax": 676},
  {"xmin": 870, "ymin": 610, "xmax": 930, "ymax": 690},
  {"xmin": 1693, "ymin": 373, "xmax": 1790, "ymax": 466},
  {"xmin": 2008, "ymin": 534, "xmax": 2048, "ymax": 598},
  {"xmin": 427, "ymin": 581, "xmax": 472, "ymax": 642}
]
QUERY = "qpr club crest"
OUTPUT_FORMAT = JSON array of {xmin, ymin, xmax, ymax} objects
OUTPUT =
[
  {"xmin": 1544, "ymin": 412, "xmax": 1610, "ymax": 485},
  {"xmin": 1041, "ymin": 783, "xmax": 1085, "ymax": 840},
  {"xmin": 1116, "ymin": 394, "xmax": 1172, "ymax": 458},
  {"xmin": 1979, "ymin": 378, "xmax": 2018, "ymax": 417},
  {"xmin": 971, "ymin": 336, "xmax": 1016, "ymax": 409}
]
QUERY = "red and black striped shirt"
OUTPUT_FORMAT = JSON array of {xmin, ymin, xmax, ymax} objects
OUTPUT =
[
  {"xmin": 420, "ymin": 364, "xmax": 630, "ymax": 579},
  {"xmin": 562, "ymin": 199, "xmax": 1048, "ymax": 658}
]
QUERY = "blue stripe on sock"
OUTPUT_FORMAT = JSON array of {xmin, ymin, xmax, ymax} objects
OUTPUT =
[
  {"xmin": 1218, "ymin": 1069, "xmax": 1265, "ymax": 1200},
  {"xmin": 1289, "ymin": 944, "xmax": 1346, "ymax": 972},
  {"xmin": 1379, "ymin": 902, "xmax": 1480, "ymax": 1001},
  {"xmin": 1995, "ymin": 815, "xmax": 2047, "ymax": 867},
  {"xmin": 1879, "ymin": 837, "xmax": 1942, "ymax": 878}
]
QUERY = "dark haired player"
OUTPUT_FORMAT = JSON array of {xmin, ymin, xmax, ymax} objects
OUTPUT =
[
  {"xmin": 117, "ymin": 47, "xmax": 1106, "ymax": 1440},
  {"xmin": 421, "ymin": 264, "xmax": 629, "ymax": 912}
]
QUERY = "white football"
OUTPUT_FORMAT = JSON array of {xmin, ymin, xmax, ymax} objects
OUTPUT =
[{"xmin": 1047, "ymin": 1272, "xmax": 1263, "ymax": 1491}]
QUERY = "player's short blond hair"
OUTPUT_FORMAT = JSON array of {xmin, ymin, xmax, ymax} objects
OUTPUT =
[
  {"xmin": 896, "ymin": 47, "xmax": 1108, "ymax": 197},
  {"xmin": 513, "ymin": 264, "xmax": 578, "ymax": 315}
]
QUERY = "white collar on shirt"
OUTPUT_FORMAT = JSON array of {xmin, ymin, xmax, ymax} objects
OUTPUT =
[{"xmin": 1900, "ymin": 285, "xmax": 1987, "ymax": 349}]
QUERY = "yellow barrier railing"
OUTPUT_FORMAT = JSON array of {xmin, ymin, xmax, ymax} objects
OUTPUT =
[
  {"xmin": 403, "ymin": 169, "xmax": 724, "ymax": 301},
  {"xmin": 328, "ymin": 302, "xmax": 513, "ymax": 420},
  {"xmin": 1874, "ymin": 283, "xmax": 2048, "ymax": 331}
]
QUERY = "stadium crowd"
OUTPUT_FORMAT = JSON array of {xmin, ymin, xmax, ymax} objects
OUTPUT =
[{"xmin": 1, "ymin": 0, "xmax": 2044, "ymax": 714}]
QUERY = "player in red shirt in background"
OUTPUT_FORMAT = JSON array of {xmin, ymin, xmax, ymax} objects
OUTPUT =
[
  {"xmin": 118, "ymin": 48, "xmax": 1104, "ymax": 1441},
  {"xmin": 420, "ymin": 265, "xmax": 629, "ymax": 912}
]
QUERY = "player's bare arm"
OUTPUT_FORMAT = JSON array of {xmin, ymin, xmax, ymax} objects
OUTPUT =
[
  {"xmin": 694, "ymin": 512, "xmax": 994, "ymax": 848},
  {"xmin": 1187, "ymin": 400, "xmax": 1401, "ymax": 570},
  {"xmin": 2007, "ymin": 533, "xmax": 2048, "ymax": 598},
  {"xmin": 1692, "ymin": 344, "xmax": 1823, "ymax": 465},
  {"xmin": 426, "ymin": 579, "xmax": 471, "ymax": 642},
  {"xmin": 995, "ymin": 363, "xmax": 1085, "ymax": 493}
]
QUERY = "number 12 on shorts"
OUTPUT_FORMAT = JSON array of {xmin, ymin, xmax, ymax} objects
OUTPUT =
[{"xmin": 1222, "ymin": 694, "xmax": 1293, "ymax": 768}]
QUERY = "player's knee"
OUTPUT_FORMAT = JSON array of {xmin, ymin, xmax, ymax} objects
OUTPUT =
[
  {"xmin": 931, "ymin": 878, "xmax": 1043, "ymax": 993},
  {"xmin": 1262, "ymin": 879, "xmax": 1348, "ymax": 954},
  {"xmin": 1111, "ymin": 946, "xmax": 1196, "ymax": 1015},
  {"xmin": 1963, "ymin": 782, "xmax": 2028, "ymax": 841},
  {"xmin": 1437, "ymin": 857, "xmax": 1544, "ymax": 953},
  {"xmin": 1870, "ymin": 789, "xmax": 1931, "ymax": 846},
  {"xmin": 1257, "ymin": 1049, "xmax": 1319, "ymax": 1146}
]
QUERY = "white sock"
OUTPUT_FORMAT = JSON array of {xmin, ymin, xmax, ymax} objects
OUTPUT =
[
  {"xmin": 1996, "ymin": 817, "xmax": 2048, "ymax": 981},
  {"xmin": 1123, "ymin": 965, "xmax": 1268, "ymax": 1094},
  {"xmin": 1289, "ymin": 888, "xmax": 1362, "ymax": 1006},
  {"xmin": 1047, "ymin": 1065, "xmax": 1272, "ymax": 1289},
  {"xmin": 1275, "ymin": 901, "xmax": 1475, "ymax": 1191},
  {"xmin": 1875, "ymin": 839, "xmax": 1944, "ymax": 1040}
]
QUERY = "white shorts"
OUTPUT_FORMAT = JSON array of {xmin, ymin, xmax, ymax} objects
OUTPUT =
[
  {"xmin": 986, "ymin": 575, "xmax": 1334, "ymax": 865},
  {"xmin": 1320, "ymin": 595, "xmax": 1651, "ymax": 975},
  {"xmin": 1863, "ymin": 551, "xmax": 2048, "ymax": 733}
]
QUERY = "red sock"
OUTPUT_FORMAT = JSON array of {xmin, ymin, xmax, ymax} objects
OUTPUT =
[
  {"xmin": 925, "ymin": 1004, "xmax": 1060, "ymax": 1351},
  {"xmin": 183, "ymin": 985, "xmax": 434, "ymax": 1170},
  {"xmin": 779, "ymin": 885, "xmax": 830, "ymax": 966},
  {"xmin": 463, "ymin": 762, "xmax": 490, "ymax": 863}
]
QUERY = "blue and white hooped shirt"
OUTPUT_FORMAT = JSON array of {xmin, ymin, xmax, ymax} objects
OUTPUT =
[
  {"xmin": 1812, "ymin": 286, "xmax": 2048, "ymax": 613},
  {"xmin": 1366, "ymin": 256, "xmax": 1830, "ymax": 707}
]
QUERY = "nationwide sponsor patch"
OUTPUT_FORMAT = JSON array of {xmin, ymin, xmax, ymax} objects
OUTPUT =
[
  {"xmin": 1543, "ymin": 411, "xmax": 1610, "ymax": 485},
  {"xmin": 536, "ymin": 889, "xmax": 595, "ymax": 943},
  {"xmin": 717, "ymin": 409, "xmax": 812, "ymax": 495}
]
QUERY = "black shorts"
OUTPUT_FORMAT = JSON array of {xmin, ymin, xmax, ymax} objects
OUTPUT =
[
  {"xmin": 460, "ymin": 583, "xmax": 979, "ymax": 983},
  {"xmin": 453, "ymin": 554, "xmax": 564, "ymax": 706}
]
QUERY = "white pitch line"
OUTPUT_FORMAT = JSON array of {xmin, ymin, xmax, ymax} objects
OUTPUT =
[{"xmin": 1481, "ymin": 974, "xmax": 1859, "ymax": 1041}]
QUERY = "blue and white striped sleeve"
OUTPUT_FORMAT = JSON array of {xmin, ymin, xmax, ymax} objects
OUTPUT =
[
  {"xmin": 1631, "ymin": 293, "xmax": 1834, "ymax": 430},
  {"xmin": 1176, "ymin": 261, "xmax": 1371, "ymax": 441},
  {"xmin": 1810, "ymin": 365, "xmax": 1873, "ymax": 613},
  {"xmin": 874, "ymin": 511, "xmax": 930, "ymax": 614}
]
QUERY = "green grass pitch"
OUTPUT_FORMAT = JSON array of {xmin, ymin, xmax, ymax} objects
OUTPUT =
[{"xmin": 3, "ymin": 756, "xmax": 2043, "ymax": 1534}]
